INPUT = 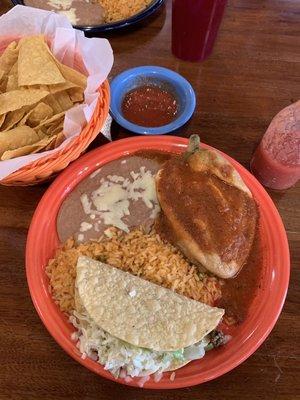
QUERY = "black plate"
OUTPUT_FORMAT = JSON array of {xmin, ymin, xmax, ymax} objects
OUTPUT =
[{"xmin": 11, "ymin": 0, "xmax": 164, "ymax": 34}]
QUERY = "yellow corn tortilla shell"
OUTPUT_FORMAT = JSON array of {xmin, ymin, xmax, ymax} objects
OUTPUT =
[
  {"xmin": 0, "ymin": 125, "xmax": 40, "ymax": 157},
  {"xmin": 0, "ymin": 88, "xmax": 49, "ymax": 116},
  {"xmin": 18, "ymin": 36, "xmax": 65, "ymax": 86},
  {"xmin": 76, "ymin": 257, "xmax": 224, "ymax": 352},
  {"xmin": 1, "ymin": 135, "xmax": 55, "ymax": 160},
  {"xmin": 74, "ymin": 288, "xmax": 190, "ymax": 375},
  {"xmin": 0, "ymin": 41, "xmax": 18, "ymax": 74},
  {"xmin": 165, "ymin": 360, "xmax": 190, "ymax": 373}
]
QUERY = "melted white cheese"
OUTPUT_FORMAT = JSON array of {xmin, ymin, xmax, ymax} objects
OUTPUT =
[
  {"xmin": 47, "ymin": 0, "xmax": 73, "ymax": 10},
  {"xmin": 80, "ymin": 167, "xmax": 160, "ymax": 232},
  {"xmin": 58, "ymin": 8, "xmax": 78, "ymax": 25},
  {"xmin": 77, "ymin": 233, "xmax": 84, "ymax": 242},
  {"xmin": 80, "ymin": 194, "xmax": 92, "ymax": 215},
  {"xmin": 80, "ymin": 222, "xmax": 93, "ymax": 232}
]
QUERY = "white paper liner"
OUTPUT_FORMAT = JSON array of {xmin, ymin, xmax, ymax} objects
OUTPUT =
[{"xmin": 0, "ymin": 5, "xmax": 113, "ymax": 180}]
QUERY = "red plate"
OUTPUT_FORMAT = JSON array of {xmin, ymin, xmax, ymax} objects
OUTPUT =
[{"xmin": 26, "ymin": 136, "xmax": 290, "ymax": 389}]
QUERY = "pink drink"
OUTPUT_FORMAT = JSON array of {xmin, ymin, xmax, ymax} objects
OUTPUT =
[
  {"xmin": 172, "ymin": 0, "xmax": 227, "ymax": 62},
  {"xmin": 250, "ymin": 101, "xmax": 300, "ymax": 190}
]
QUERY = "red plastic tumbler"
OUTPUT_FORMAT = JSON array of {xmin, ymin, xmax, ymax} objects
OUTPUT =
[{"xmin": 172, "ymin": 0, "xmax": 227, "ymax": 62}]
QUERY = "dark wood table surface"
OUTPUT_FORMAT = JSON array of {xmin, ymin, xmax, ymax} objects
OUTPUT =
[{"xmin": 0, "ymin": 0, "xmax": 299, "ymax": 399}]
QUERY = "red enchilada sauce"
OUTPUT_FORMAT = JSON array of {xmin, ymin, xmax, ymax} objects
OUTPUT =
[
  {"xmin": 122, "ymin": 85, "xmax": 178, "ymax": 127},
  {"xmin": 156, "ymin": 157, "xmax": 257, "ymax": 266},
  {"xmin": 150, "ymin": 153, "xmax": 262, "ymax": 324},
  {"xmin": 217, "ymin": 233, "xmax": 263, "ymax": 323}
]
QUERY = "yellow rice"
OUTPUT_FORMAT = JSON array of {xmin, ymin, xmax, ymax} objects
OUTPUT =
[
  {"xmin": 46, "ymin": 227, "xmax": 222, "ymax": 314},
  {"xmin": 99, "ymin": 0, "xmax": 153, "ymax": 23}
]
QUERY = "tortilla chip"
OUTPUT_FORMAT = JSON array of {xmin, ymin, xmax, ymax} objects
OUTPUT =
[
  {"xmin": 1, "ymin": 135, "xmax": 54, "ymax": 160},
  {"xmin": 18, "ymin": 36, "xmax": 65, "ymax": 86},
  {"xmin": 0, "ymin": 70, "xmax": 7, "ymax": 93},
  {"xmin": 43, "ymin": 130, "xmax": 65, "ymax": 151},
  {"xmin": 0, "ymin": 88, "xmax": 49, "ymax": 115},
  {"xmin": 44, "ymin": 90, "xmax": 74, "ymax": 114},
  {"xmin": 47, "ymin": 118, "xmax": 64, "ymax": 136},
  {"xmin": 9, "ymin": 60, "xmax": 18, "ymax": 75},
  {"xmin": 6, "ymin": 74, "xmax": 18, "ymax": 92},
  {"xmin": 5, "ymin": 61, "xmax": 19, "ymax": 92},
  {"xmin": 0, "ymin": 125, "xmax": 40, "ymax": 157},
  {"xmin": 46, "ymin": 119, "xmax": 64, "ymax": 136},
  {"xmin": 54, "ymin": 131, "xmax": 65, "ymax": 147},
  {"xmin": 0, "ymin": 36, "xmax": 86, "ymax": 161},
  {"xmin": 0, "ymin": 41, "xmax": 19, "ymax": 74},
  {"xmin": 68, "ymin": 87, "xmax": 84, "ymax": 103},
  {"xmin": 0, "ymin": 113, "xmax": 5, "ymax": 128},
  {"xmin": 19, "ymin": 102, "xmax": 54, "ymax": 128},
  {"xmin": 44, "ymin": 94, "xmax": 64, "ymax": 115},
  {"xmin": 56, "ymin": 62, "xmax": 87, "ymax": 89},
  {"xmin": 34, "ymin": 111, "xmax": 65, "ymax": 131},
  {"xmin": 0, "ymin": 70, "xmax": 5, "ymax": 91},
  {"xmin": 36, "ymin": 129, "xmax": 47, "ymax": 139},
  {"xmin": 34, "ymin": 84, "xmax": 48, "ymax": 91},
  {"xmin": 1, "ymin": 144, "xmax": 38, "ymax": 160},
  {"xmin": 1, "ymin": 107, "xmax": 27, "ymax": 132},
  {"xmin": 44, "ymin": 136, "xmax": 57, "ymax": 151},
  {"xmin": 48, "ymin": 81, "xmax": 78, "ymax": 94},
  {"xmin": 43, "ymin": 131, "xmax": 65, "ymax": 150},
  {"xmin": 54, "ymin": 90, "xmax": 73, "ymax": 111},
  {"xmin": 36, "ymin": 136, "xmax": 58, "ymax": 149},
  {"xmin": 36, "ymin": 136, "xmax": 56, "ymax": 147}
]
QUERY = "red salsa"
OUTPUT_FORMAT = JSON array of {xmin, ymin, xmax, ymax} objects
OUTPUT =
[{"xmin": 122, "ymin": 85, "xmax": 178, "ymax": 127}]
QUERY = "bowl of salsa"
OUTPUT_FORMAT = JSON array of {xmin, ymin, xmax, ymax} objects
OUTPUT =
[{"xmin": 110, "ymin": 66, "xmax": 196, "ymax": 135}]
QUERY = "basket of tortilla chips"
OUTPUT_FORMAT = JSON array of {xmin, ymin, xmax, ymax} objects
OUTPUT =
[{"xmin": 0, "ymin": 7, "xmax": 113, "ymax": 185}]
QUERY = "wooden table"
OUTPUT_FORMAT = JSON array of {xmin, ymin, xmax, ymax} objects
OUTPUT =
[{"xmin": 0, "ymin": 1, "xmax": 299, "ymax": 399}]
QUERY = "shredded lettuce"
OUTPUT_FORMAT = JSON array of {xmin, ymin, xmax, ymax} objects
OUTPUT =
[
  {"xmin": 172, "ymin": 349, "xmax": 184, "ymax": 361},
  {"xmin": 70, "ymin": 309, "xmax": 209, "ymax": 378}
]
